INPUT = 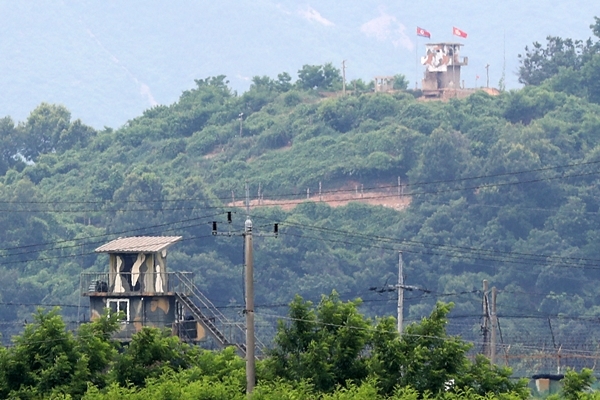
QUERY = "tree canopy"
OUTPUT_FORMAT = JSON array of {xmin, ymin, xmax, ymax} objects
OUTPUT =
[{"xmin": 0, "ymin": 301, "xmax": 530, "ymax": 399}]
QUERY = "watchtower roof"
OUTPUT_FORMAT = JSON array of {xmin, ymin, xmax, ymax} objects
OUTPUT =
[
  {"xmin": 426, "ymin": 42, "xmax": 464, "ymax": 47},
  {"xmin": 95, "ymin": 236, "xmax": 182, "ymax": 253}
]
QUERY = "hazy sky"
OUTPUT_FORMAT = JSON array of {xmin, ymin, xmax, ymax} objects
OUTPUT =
[{"xmin": 0, "ymin": 1, "xmax": 597, "ymax": 128}]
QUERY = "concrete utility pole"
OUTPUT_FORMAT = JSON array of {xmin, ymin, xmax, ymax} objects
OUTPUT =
[
  {"xmin": 485, "ymin": 64, "xmax": 490, "ymax": 88},
  {"xmin": 244, "ymin": 182, "xmax": 255, "ymax": 393},
  {"xmin": 490, "ymin": 286, "xmax": 497, "ymax": 365},
  {"xmin": 319, "ymin": 181, "xmax": 322, "ymax": 201},
  {"xmin": 211, "ymin": 184, "xmax": 278, "ymax": 395},
  {"xmin": 397, "ymin": 251, "xmax": 404, "ymax": 334},
  {"xmin": 482, "ymin": 280, "xmax": 489, "ymax": 357},
  {"xmin": 370, "ymin": 251, "xmax": 427, "ymax": 335}
]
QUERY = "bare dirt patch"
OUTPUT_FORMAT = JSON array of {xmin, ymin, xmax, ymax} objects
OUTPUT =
[
  {"xmin": 228, "ymin": 185, "xmax": 410, "ymax": 211},
  {"xmin": 203, "ymin": 147, "xmax": 223, "ymax": 159}
]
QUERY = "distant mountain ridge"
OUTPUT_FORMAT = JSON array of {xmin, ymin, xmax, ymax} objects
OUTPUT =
[{"xmin": 0, "ymin": 1, "xmax": 596, "ymax": 128}]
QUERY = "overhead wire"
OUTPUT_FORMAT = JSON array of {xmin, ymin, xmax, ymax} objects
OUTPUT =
[
  {"xmin": 0, "ymin": 212, "xmax": 244, "ymax": 269},
  {"xmin": 0, "ymin": 211, "xmax": 226, "ymax": 256},
  {"xmin": 253, "ymin": 310, "xmax": 600, "ymax": 356},
  {"xmin": 0, "ymin": 234, "xmax": 216, "ymax": 268},
  {"xmin": 0, "ymin": 302, "xmax": 86, "ymax": 308},
  {"xmin": 271, "ymin": 218, "xmax": 600, "ymax": 265},
  {"xmin": 0, "ymin": 159, "xmax": 599, "ymax": 209},
  {"xmin": 276, "ymin": 229, "xmax": 600, "ymax": 271}
]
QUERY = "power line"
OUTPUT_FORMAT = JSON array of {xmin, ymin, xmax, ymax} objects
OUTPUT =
[
  {"xmin": 254, "ymin": 310, "xmax": 600, "ymax": 356},
  {"xmin": 0, "ymin": 212, "xmax": 225, "ymax": 256},
  {"xmin": 265, "ymin": 219, "xmax": 600, "ymax": 270},
  {"xmin": 1, "ymin": 159, "xmax": 599, "ymax": 207},
  {"xmin": 0, "ymin": 234, "xmax": 216, "ymax": 268},
  {"xmin": 0, "ymin": 302, "xmax": 86, "ymax": 308},
  {"xmin": 274, "ymin": 219, "xmax": 600, "ymax": 265},
  {"xmin": 277, "ymin": 230, "xmax": 600, "ymax": 271}
]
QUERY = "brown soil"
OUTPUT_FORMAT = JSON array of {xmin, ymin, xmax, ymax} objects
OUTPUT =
[
  {"xmin": 228, "ymin": 185, "xmax": 410, "ymax": 211},
  {"xmin": 203, "ymin": 147, "xmax": 223, "ymax": 159}
]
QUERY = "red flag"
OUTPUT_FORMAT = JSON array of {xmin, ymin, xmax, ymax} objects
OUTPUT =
[
  {"xmin": 416, "ymin": 27, "xmax": 431, "ymax": 38},
  {"xmin": 453, "ymin": 26, "xmax": 467, "ymax": 38}
]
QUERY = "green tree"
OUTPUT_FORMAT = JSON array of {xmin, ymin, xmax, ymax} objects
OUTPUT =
[
  {"xmin": 0, "ymin": 116, "xmax": 23, "ymax": 175},
  {"xmin": 582, "ymin": 53, "xmax": 600, "ymax": 104},
  {"xmin": 408, "ymin": 128, "xmax": 472, "ymax": 205},
  {"xmin": 111, "ymin": 327, "xmax": 193, "ymax": 387},
  {"xmin": 518, "ymin": 36, "xmax": 596, "ymax": 86},
  {"xmin": 56, "ymin": 119, "xmax": 96, "ymax": 152},
  {"xmin": 111, "ymin": 169, "xmax": 165, "ymax": 227},
  {"xmin": 369, "ymin": 303, "xmax": 527, "ymax": 398},
  {"xmin": 296, "ymin": 63, "xmax": 342, "ymax": 91},
  {"xmin": 0, "ymin": 308, "xmax": 119, "ymax": 399},
  {"xmin": 75, "ymin": 311, "xmax": 121, "ymax": 391},
  {"xmin": 317, "ymin": 96, "xmax": 360, "ymax": 132},
  {"xmin": 558, "ymin": 368, "xmax": 595, "ymax": 400},
  {"xmin": 370, "ymin": 302, "xmax": 470, "ymax": 395},
  {"xmin": 349, "ymin": 78, "xmax": 372, "ymax": 93},
  {"xmin": 276, "ymin": 72, "xmax": 293, "ymax": 92},
  {"xmin": 263, "ymin": 292, "xmax": 370, "ymax": 392},
  {"xmin": 20, "ymin": 103, "xmax": 72, "ymax": 161},
  {"xmin": 393, "ymin": 74, "xmax": 409, "ymax": 90}
]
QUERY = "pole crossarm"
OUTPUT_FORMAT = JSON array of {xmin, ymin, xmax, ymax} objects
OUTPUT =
[
  {"xmin": 368, "ymin": 251, "xmax": 428, "ymax": 335},
  {"xmin": 368, "ymin": 284, "xmax": 429, "ymax": 293},
  {"xmin": 211, "ymin": 205, "xmax": 278, "ymax": 395}
]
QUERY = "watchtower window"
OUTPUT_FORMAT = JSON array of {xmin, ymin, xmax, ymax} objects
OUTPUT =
[{"xmin": 107, "ymin": 299, "xmax": 130, "ymax": 323}]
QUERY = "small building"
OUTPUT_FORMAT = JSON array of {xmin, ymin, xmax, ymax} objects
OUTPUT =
[
  {"xmin": 421, "ymin": 43, "xmax": 468, "ymax": 97},
  {"xmin": 374, "ymin": 76, "xmax": 395, "ymax": 93},
  {"xmin": 530, "ymin": 374, "xmax": 564, "ymax": 396},
  {"xmin": 80, "ymin": 236, "xmax": 249, "ymax": 354}
]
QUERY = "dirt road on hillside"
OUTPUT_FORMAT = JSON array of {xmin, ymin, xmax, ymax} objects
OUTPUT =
[{"xmin": 228, "ymin": 185, "xmax": 410, "ymax": 211}]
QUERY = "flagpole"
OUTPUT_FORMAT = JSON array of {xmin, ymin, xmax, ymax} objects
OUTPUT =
[
  {"xmin": 415, "ymin": 35, "xmax": 418, "ymax": 90},
  {"xmin": 453, "ymin": 28, "xmax": 457, "ymax": 95}
]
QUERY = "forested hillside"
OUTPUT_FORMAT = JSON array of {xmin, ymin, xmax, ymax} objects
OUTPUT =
[{"xmin": 2, "ymin": 17, "xmax": 600, "ymax": 379}]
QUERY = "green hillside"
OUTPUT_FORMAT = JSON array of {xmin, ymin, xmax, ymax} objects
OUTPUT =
[{"xmin": 2, "ymin": 20, "xmax": 600, "ymax": 374}]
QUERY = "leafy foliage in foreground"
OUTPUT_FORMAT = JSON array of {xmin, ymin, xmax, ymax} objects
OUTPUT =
[{"xmin": 0, "ymin": 302, "xmax": 530, "ymax": 399}]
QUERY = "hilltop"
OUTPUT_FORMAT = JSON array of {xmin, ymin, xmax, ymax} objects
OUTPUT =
[
  {"xmin": 2, "ymin": 18, "xmax": 600, "ymax": 376},
  {"xmin": 0, "ymin": 1, "xmax": 598, "ymax": 128}
]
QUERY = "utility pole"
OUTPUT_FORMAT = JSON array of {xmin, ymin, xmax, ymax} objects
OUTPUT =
[
  {"xmin": 342, "ymin": 60, "xmax": 347, "ymax": 96},
  {"xmin": 482, "ymin": 280, "xmax": 489, "ymax": 357},
  {"xmin": 212, "ymin": 184, "xmax": 278, "ymax": 395},
  {"xmin": 485, "ymin": 64, "xmax": 490, "ymax": 88},
  {"xmin": 243, "ymin": 183, "xmax": 255, "ymax": 393},
  {"xmin": 490, "ymin": 286, "xmax": 497, "ymax": 365},
  {"xmin": 370, "ymin": 252, "xmax": 428, "ymax": 335},
  {"xmin": 257, "ymin": 183, "xmax": 261, "ymax": 206},
  {"xmin": 397, "ymin": 251, "xmax": 404, "ymax": 334},
  {"xmin": 319, "ymin": 181, "xmax": 322, "ymax": 202}
]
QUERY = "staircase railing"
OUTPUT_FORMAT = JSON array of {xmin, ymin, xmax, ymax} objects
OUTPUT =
[{"xmin": 174, "ymin": 271, "xmax": 266, "ymax": 354}]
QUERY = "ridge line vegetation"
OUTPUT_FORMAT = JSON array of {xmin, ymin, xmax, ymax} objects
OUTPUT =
[{"xmin": 1, "ymin": 17, "xmax": 600, "ymax": 398}]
